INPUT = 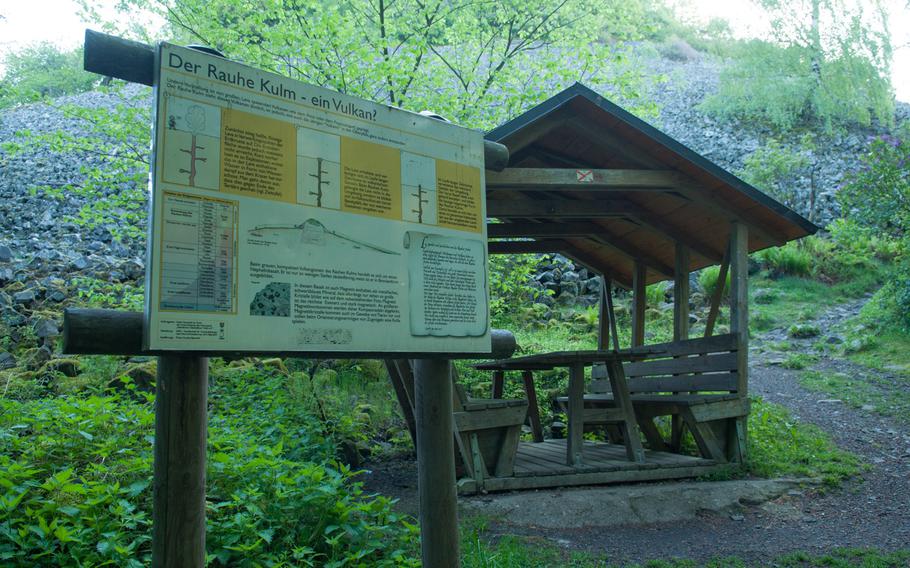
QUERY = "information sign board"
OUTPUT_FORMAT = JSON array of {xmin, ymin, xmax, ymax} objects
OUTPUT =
[{"xmin": 145, "ymin": 43, "xmax": 490, "ymax": 353}]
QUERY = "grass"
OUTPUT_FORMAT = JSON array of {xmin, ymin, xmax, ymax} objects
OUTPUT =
[
  {"xmin": 461, "ymin": 519, "xmax": 910, "ymax": 567},
  {"xmin": 800, "ymin": 370, "xmax": 910, "ymax": 425},
  {"xmin": 745, "ymin": 398, "xmax": 863, "ymax": 486},
  {"xmin": 781, "ymin": 353, "xmax": 819, "ymax": 370},
  {"xmin": 747, "ymin": 273, "xmax": 877, "ymax": 335}
]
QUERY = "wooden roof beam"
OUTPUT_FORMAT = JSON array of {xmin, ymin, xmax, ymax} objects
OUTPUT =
[
  {"xmin": 489, "ymin": 216, "xmax": 722, "ymax": 263},
  {"xmin": 487, "ymin": 167, "xmax": 679, "ymax": 190},
  {"xmin": 584, "ymin": 231, "xmax": 674, "ymax": 279},
  {"xmin": 488, "ymin": 221, "xmax": 608, "ymax": 238},
  {"xmin": 487, "ymin": 198, "xmax": 639, "ymax": 218}
]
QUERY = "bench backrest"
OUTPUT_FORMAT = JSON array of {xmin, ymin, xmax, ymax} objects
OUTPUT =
[{"xmin": 590, "ymin": 334, "xmax": 740, "ymax": 395}]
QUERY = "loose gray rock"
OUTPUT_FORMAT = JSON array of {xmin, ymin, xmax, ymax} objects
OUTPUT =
[
  {"xmin": 0, "ymin": 352, "xmax": 16, "ymax": 370},
  {"xmin": 33, "ymin": 318, "xmax": 59, "ymax": 338},
  {"xmin": 0, "ymin": 244, "xmax": 12, "ymax": 262},
  {"xmin": 13, "ymin": 289, "xmax": 36, "ymax": 304}
]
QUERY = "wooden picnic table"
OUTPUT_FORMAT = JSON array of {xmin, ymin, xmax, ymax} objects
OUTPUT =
[{"xmin": 475, "ymin": 348, "xmax": 668, "ymax": 466}]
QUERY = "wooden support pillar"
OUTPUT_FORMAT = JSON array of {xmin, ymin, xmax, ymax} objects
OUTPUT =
[
  {"xmin": 673, "ymin": 244, "xmax": 690, "ymax": 341},
  {"xmin": 729, "ymin": 222, "xmax": 749, "ymax": 461},
  {"xmin": 413, "ymin": 359, "xmax": 459, "ymax": 568},
  {"xmin": 729, "ymin": 223, "xmax": 749, "ymax": 395},
  {"xmin": 521, "ymin": 371, "xmax": 544, "ymax": 443},
  {"xmin": 566, "ymin": 362, "xmax": 586, "ymax": 466},
  {"xmin": 631, "ymin": 261, "xmax": 647, "ymax": 347},
  {"xmin": 152, "ymin": 355, "xmax": 208, "ymax": 568},
  {"xmin": 597, "ymin": 276, "xmax": 609, "ymax": 350}
]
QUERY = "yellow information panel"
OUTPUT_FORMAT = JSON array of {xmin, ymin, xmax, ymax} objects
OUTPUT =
[{"xmin": 146, "ymin": 43, "xmax": 490, "ymax": 353}]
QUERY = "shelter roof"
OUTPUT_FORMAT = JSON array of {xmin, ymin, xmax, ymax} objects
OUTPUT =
[{"xmin": 484, "ymin": 83, "xmax": 817, "ymax": 287}]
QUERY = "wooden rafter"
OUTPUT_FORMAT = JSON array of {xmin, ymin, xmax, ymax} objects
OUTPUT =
[
  {"xmin": 565, "ymin": 117, "xmax": 665, "ymax": 169},
  {"xmin": 486, "ymin": 198, "xmax": 639, "ymax": 218},
  {"xmin": 488, "ymin": 221, "xmax": 611, "ymax": 238}
]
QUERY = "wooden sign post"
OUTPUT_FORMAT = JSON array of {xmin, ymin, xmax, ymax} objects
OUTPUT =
[{"xmin": 73, "ymin": 29, "xmax": 511, "ymax": 567}]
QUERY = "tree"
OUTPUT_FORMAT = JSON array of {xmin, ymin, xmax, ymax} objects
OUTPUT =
[
  {"xmin": 838, "ymin": 127, "xmax": 910, "ymax": 236},
  {"xmin": 97, "ymin": 0, "xmax": 654, "ymax": 129},
  {"xmin": 0, "ymin": 43, "xmax": 97, "ymax": 108},
  {"xmin": 838, "ymin": 125, "xmax": 910, "ymax": 328},
  {"xmin": 701, "ymin": 0, "xmax": 893, "ymax": 131}
]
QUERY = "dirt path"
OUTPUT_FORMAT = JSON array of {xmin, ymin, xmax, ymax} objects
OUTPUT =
[{"xmin": 363, "ymin": 296, "xmax": 910, "ymax": 564}]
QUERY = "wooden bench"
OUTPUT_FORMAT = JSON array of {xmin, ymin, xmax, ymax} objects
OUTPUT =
[
  {"xmin": 386, "ymin": 359, "xmax": 528, "ymax": 485},
  {"xmin": 557, "ymin": 334, "xmax": 748, "ymax": 462}
]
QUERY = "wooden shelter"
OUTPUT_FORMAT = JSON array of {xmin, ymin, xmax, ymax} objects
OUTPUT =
[{"xmin": 390, "ymin": 83, "xmax": 819, "ymax": 494}]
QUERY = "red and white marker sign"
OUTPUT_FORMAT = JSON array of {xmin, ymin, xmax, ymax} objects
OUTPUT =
[{"xmin": 576, "ymin": 169, "xmax": 594, "ymax": 183}]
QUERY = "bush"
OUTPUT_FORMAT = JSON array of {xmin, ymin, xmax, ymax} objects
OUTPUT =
[
  {"xmin": 698, "ymin": 265, "xmax": 730, "ymax": 300},
  {"xmin": 0, "ymin": 368, "xmax": 419, "ymax": 566},
  {"xmin": 489, "ymin": 254, "xmax": 549, "ymax": 323},
  {"xmin": 0, "ymin": 43, "xmax": 96, "ymax": 108},
  {"xmin": 755, "ymin": 243, "xmax": 811, "ymax": 278},
  {"xmin": 645, "ymin": 281, "xmax": 669, "ymax": 306},
  {"xmin": 788, "ymin": 323, "xmax": 821, "ymax": 338}
]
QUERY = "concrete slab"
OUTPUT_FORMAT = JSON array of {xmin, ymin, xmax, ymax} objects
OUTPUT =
[{"xmin": 462, "ymin": 478, "xmax": 821, "ymax": 528}]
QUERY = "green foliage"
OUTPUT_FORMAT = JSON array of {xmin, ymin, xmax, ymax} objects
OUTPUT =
[
  {"xmin": 698, "ymin": 265, "xmax": 730, "ymax": 300},
  {"xmin": 801, "ymin": 370, "xmax": 910, "ymax": 425},
  {"xmin": 837, "ymin": 130, "xmax": 910, "ymax": 327},
  {"xmin": 755, "ymin": 242, "xmax": 811, "ymax": 278},
  {"xmin": 107, "ymin": 0, "xmax": 654, "ymax": 130},
  {"xmin": 489, "ymin": 255, "xmax": 550, "ymax": 325},
  {"xmin": 739, "ymin": 138, "xmax": 809, "ymax": 210},
  {"xmin": 1, "ymin": 85, "xmax": 150, "ymax": 240},
  {"xmin": 781, "ymin": 352, "xmax": 819, "ymax": 370},
  {"xmin": 700, "ymin": 0, "xmax": 893, "ymax": 132},
  {"xmin": 0, "ymin": 367, "xmax": 419, "ymax": 566},
  {"xmin": 838, "ymin": 130, "xmax": 910, "ymax": 236},
  {"xmin": 645, "ymin": 281, "xmax": 669, "ymax": 306},
  {"xmin": 787, "ymin": 323, "xmax": 821, "ymax": 339},
  {"xmin": 746, "ymin": 397, "xmax": 862, "ymax": 485},
  {"xmin": 0, "ymin": 43, "xmax": 96, "ymax": 108},
  {"xmin": 71, "ymin": 277, "xmax": 144, "ymax": 311}
]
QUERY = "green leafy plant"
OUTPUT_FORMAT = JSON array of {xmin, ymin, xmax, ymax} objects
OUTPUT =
[
  {"xmin": 489, "ymin": 255, "xmax": 550, "ymax": 324},
  {"xmin": 0, "ymin": 43, "xmax": 96, "ymax": 108},
  {"xmin": 698, "ymin": 265, "xmax": 730, "ymax": 300},
  {"xmin": 645, "ymin": 281, "xmax": 669, "ymax": 307},
  {"xmin": 0, "ymin": 366, "xmax": 419, "ymax": 566},
  {"xmin": 756, "ymin": 243, "xmax": 811, "ymax": 278}
]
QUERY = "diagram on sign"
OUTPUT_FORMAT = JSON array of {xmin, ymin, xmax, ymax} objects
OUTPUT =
[
  {"xmin": 296, "ymin": 128, "xmax": 341, "ymax": 209},
  {"xmin": 162, "ymin": 96, "xmax": 221, "ymax": 190},
  {"xmin": 401, "ymin": 152, "xmax": 437, "ymax": 225},
  {"xmin": 248, "ymin": 218, "xmax": 400, "ymax": 255}
]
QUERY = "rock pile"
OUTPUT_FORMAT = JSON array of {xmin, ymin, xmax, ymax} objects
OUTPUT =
[{"xmin": 530, "ymin": 254, "xmax": 603, "ymax": 307}]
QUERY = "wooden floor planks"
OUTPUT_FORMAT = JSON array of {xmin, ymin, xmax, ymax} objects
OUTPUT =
[
  {"xmin": 457, "ymin": 439, "xmax": 724, "ymax": 493},
  {"xmin": 512, "ymin": 439, "xmax": 711, "ymax": 476}
]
